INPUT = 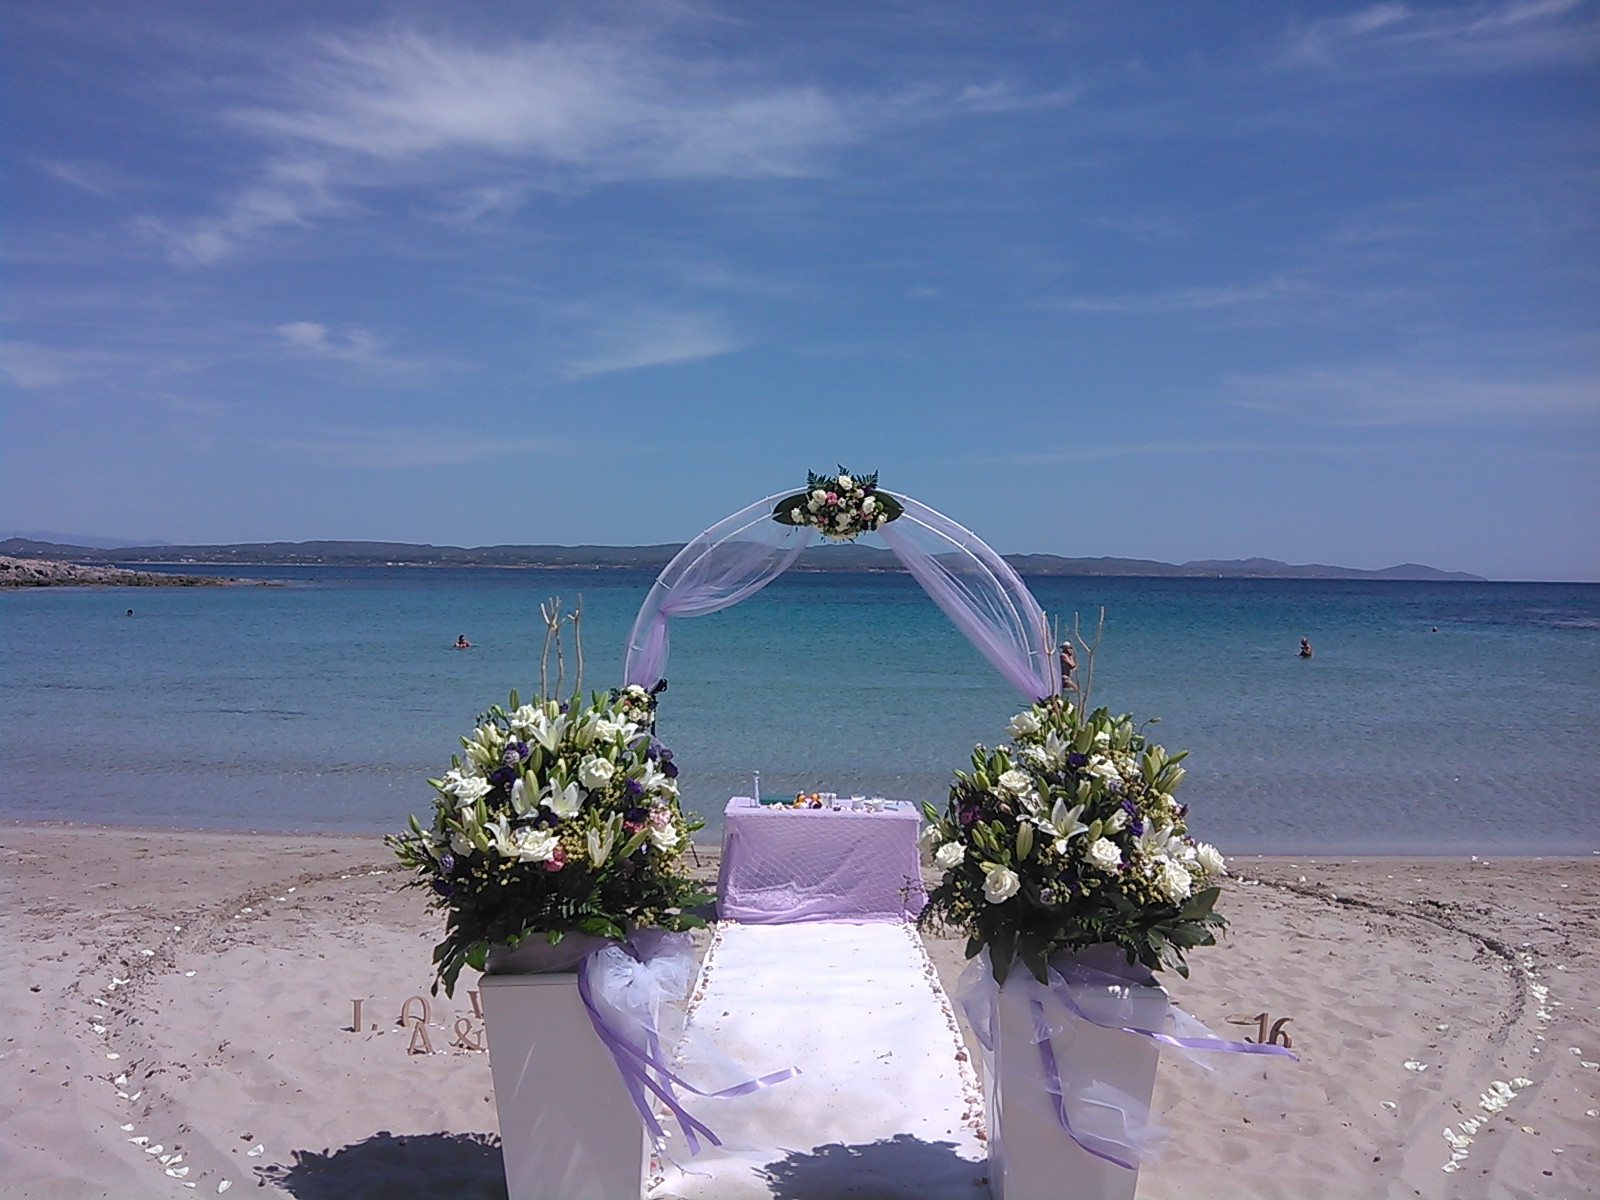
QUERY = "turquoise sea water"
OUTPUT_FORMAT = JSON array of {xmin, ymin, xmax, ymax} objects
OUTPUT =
[{"xmin": 2, "ymin": 566, "xmax": 1596, "ymax": 853}]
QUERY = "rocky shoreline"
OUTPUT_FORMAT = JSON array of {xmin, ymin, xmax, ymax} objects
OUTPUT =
[{"xmin": 0, "ymin": 555, "xmax": 231, "ymax": 588}]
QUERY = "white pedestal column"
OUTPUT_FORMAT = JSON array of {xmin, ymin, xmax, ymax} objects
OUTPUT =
[
  {"xmin": 480, "ymin": 972, "xmax": 649, "ymax": 1200},
  {"xmin": 985, "ymin": 974, "xmax": 1166, "ymax": 1200}
]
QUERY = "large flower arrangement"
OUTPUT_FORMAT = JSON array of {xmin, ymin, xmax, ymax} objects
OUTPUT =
[
  {"xmin": 773, "ymin": 467, "xmax": 904, "ymax": 541},
  {"xmin": 919, "ymin": 695, "xmax": 1226, "ymax": 984},
  {"xmin": 389, "ymin": 683, "xmax": 708, "ymax": 994}
]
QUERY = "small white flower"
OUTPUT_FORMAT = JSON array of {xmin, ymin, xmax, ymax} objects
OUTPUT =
[
  {"xmin": 918, "ymin": 823, "xmax": 943, "ymax": 852},
  {"xmin": 983, "ymin": 865, "xmax": 1021, "ymax": 903},
  {"xmin": 1195, "ymin": 842, "xmax": 1227, "ymax": 876},
  {"xmin": 998, "ymin": 768, "xmax": 1032, "ymax": 794},
  {"xmin": 593, "ymin": 717, "xmax": 625, "ymax": 742},
  {"xmin": 578, "ymin": 756, "xmax": 615, "ymax": 791},
  {"xmin": 837, "ymin": 474, "xmax": 854, "ymax": 490},
  {"xmin": 1085, "ymin": 837, "xmax": 1122, "ymax": 871},
  {"xmin": 811, "ymin": 488, "xmax": 828, "ymax": 503},
  {"xmin": 791, "ymin": 507, "xmax": 804, "ymax": 522},
  {"xmin": 1007, "ymin": 710, "xmax": 1041, "ymax": 737},
  {"xmin": 1103, "ymin": 807, "xmax": 1129, "ymax": 833},
  {"xmin": 862, "ymin": 495, "xmax": 877, "ymax": 512},
  {"xmin": 934, "ymin": 842, "xmax": 965, "ymax": 869},
  {"xmin": 586, "ymin": 819, "xmax": 620, "ymax": 866},
  {"xmin": 1086, "ymin": 755, "xmax": 1120, "ymax": 783}
]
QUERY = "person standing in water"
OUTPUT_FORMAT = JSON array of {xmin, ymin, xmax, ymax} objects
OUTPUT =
[{"xmin": 1299, "ymin": 637, "xmax": 1313, "ymax": 658}]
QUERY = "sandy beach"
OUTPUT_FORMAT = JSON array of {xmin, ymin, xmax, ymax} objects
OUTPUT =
[{"xmin": 3, "ymin": 824, "xmax": 1596, "ymax": 1199}]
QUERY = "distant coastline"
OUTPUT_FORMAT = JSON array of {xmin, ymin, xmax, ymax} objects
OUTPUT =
[
  {"xmin": 0, "ymin": 555, "xmax": 231, "ymax": 589},
  {"xmin": 0, "ymin": 537, "xmax": 1486, "ymax": 581}
]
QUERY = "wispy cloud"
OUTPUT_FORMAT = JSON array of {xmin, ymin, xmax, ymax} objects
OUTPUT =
[
  {"xmin": 138, "ymin": 158, "xmax": 343, "ymax": 267},
  {"xmin": 1281, "ymin": 0, "xmax": 1599, "ymax": 73},
  {"xmin": 1048, "ymin": 277, "xmax": 1308, "ymax": 315},
  {"xmin": 143, "ymin": 26, "xmax": 859, "ymax": 264},
  {"xmin": 275, "ymin": 320, "xmax": 433, "ymax": 372},
  {"xmin": 966, "ymin": 441, "xmax": 1283, "ymax": 466},
  {"xmin": 2, "ymin": 341, "xmax": 131, "ymax": 389},
  {"xmin": 1227, "ymin": 363, "xmax": 1600, "ymax": 425},
  {"xmin": 267, "ymin": 427, "xmax": 548, "ymax": 470},
  {"xmin": 562, "ymin": 309, "xmax": 738, "ymax": 379}
]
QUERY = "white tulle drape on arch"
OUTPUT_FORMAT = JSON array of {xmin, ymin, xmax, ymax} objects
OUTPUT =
[{"xmin": 622, "ymin": 492, "xmax": 1058, "ymax": 701}]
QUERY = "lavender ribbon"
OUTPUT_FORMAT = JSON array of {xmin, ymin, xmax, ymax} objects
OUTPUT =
[
  {"xmin": 576, "ymin": 946, "xmax": 800, "ymax": 1155},
  {"xmin": 960, "ymin": 952, "xmax": 1297, "ymax": 1173}
]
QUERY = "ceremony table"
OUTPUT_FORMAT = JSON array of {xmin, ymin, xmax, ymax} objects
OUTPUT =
[{"xmin": 717, "ymin": 796, "xmax": 927, "ymax": 923}]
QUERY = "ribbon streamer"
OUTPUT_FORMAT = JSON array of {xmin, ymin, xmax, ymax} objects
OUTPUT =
[
  {"xmin": 959, "ymin": 951, "xmax": 1297, "ymax": 1172},
  {"xmin": 576, "ymin": 938, "xmax": 800, "ymax": 1155}
]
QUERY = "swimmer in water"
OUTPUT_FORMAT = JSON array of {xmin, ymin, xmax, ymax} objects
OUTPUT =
[
  {"xmin": 455, "ymin": 634, "xmax": 471, "ymax": 649},
  {"xmin": 1299, "ymin": 637, "xmax": 1313, "ymax": 658}
]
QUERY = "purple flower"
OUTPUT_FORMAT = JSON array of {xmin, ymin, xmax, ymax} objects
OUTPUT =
[
  {"xmin": 429, "ymin": 878, "xmax": 454, "ymax": 897},
  {"xmin": 626, "ymin": 807, "xmax": 648, "ymax": 826},
  {"xmin": 489, "ymin": 766, "xmax": 516, "ymax": 788},
  {"xmin": 502, "ymin": 741, "xmax": 528, "ymax": 766},
  {"xmin": 625, "ymin": 777, "xmax": 645, "ymax": 796},
  {"xmin": 1067, "ymin": 752, "xmax": 1089, "ymax": 768},
  {"xmin": 663, "ymin": 760, "xmax": 679, "ymax": 779},
  {"xmin": 1128, "ymin": 816, "xmax": 1144, "ymax": 835},
  {"xmin": 437, "ymin": 851, "xmax": 455, "ymax": 872},
  {"xmin": 958, "ymin": 803, "xmax": 980, "ymax": 827}
]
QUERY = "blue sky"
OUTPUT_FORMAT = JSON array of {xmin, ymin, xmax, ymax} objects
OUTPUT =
[{"xmin": 3, "ymin": 1, "xmax": 1596, "ymax": 579}]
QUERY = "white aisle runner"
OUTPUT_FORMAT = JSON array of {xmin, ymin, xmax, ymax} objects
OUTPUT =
[{"xmin": 652, "ymin": 921, "xmax": 988, "ymax": 1200}]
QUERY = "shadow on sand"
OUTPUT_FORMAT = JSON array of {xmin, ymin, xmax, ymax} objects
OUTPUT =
[
  {"xmin": 261, "ymin": 1130, "xmax": 507, "ymax": 1200},
  {"xmin": 759, "ymin": 1133, "xmax": 988, "ymax": 1199}
]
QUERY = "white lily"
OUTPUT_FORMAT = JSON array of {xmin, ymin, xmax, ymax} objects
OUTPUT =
[
  {"xmin": 586, "ymin": 815, "xmax": 621, "ymax": 866},
  {"xmin": 543, "ymin": 780, "xmax": 583, "ymax": 820},
  {"xmin": 1032, "ymin": 799, "xmax": 1089, "ymax": 853}
]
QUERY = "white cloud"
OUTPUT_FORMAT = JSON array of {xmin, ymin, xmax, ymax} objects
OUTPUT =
[
  {"xmin": 139, "ymin": 158, "xmax": 342, "ymax": 267},
  {"xmin": 275, "ymin": 320, "xmax": 440, "ymax": 373},
  {"xmin": 142, "ymin": 26, "xmax": 859, "ymax": 264},
  {"xmin": 3, "ymin": 341, "xmax": 124, "ymax": 389},
  {"xmin": 1050, "ymin": 277, "xmax": 1307, "ymax": 315},
  {"xmin": 1282, "ymin": 0, "xmax": 1598, "ymax": 73},
  {"xmin": 562, "ymin": 309, "xmax": 738, "ymax": 379},
  {"xmin": 1227, "ymin": 363, "xmax": 1600, "ymax": 425},
  {"xmin": 268, "ymin": 427, "xmax": 548, "ymax": 470}
]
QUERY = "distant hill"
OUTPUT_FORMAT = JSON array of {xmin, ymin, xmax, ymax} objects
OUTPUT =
[{"xmin": 0, "ymin": 537, "xmax": 1486, "ymax": 581}]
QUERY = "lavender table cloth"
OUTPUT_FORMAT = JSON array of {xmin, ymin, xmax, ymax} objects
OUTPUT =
[{"xmin": 717, "ymin": 796, "xmax": 927, "ymax": 924}]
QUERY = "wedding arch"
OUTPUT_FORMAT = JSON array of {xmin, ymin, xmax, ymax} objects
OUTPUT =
[{"xmin": 622, "ymin": 473, "xmax": 1060, "ymax": 701}]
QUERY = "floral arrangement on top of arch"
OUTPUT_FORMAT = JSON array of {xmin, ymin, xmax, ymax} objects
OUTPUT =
[
  {"xmin": 918, "ymin": 693, "xmax": 1228, "ymax": 985},
  {"xmin": 773, "ymin": 466, "xmax": 904, "ymax": 541},
  {"xmin": 388, "ymin": 601, "xmax": 708, "ymax": 995}
]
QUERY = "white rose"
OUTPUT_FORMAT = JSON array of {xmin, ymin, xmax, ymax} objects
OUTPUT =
[
  {"xmin": 837, "ymin": 474, "xmax": 854, "ymax": 490},
  {"xmin": 1007, "ymin": 710, "xmax": 1041, "ymax": 737},
  {"xmin": 835, "ymin": 512, "xmax": 851, "ymax": 527},
  {"xmin": 934, "ymin": 842, "xmax": 965, "ymax": 869},
  {"xmin": 1195, "ymin": 842, "xmax": 1227, "ymax": 877},
  {"xmin": 791, "ymin": 507, "xmax": 804, "ymax": 522},
  {"xmin": 648, "ymin": 824, "xmax": 681, "ymax": 853},
  {"xmin": 449, "ymin": 774, "xmax": 492, "ymax": 806},
  {"xmin": 1157, "ymin": 857, "xmax": 1193, "ymax": 902},
  {"xmin": 506, "ymin": 826, "xmax": 560, "ymax": 863},
  {"xmin": 1085, "ymin": 837, "xmax": 1122, "ymax": 871},
  {"xmin": 982, "ymin": 864, "xmax": 1021, "ymax": 903},
  {"xmin": 578, "ymin": 756, "xmax": 615, "ymax": 791},
  {"xmin": 811, "ymin": 488, "xmax": 828, "ymax": 503},
  {"xmin": 918, "ymin": 823, "xmax": 943, "ymax": 852},
  {"xmin": 862, "ymin": 495, "xmax": 877, "ymax": 513},
  {"xmin": 1086, "ymin": 755, "xmax": 1120, "ymax": 783},
  {"xmin": 998, "ymin": 768, "xmax": 1032, "ymax": 795}
]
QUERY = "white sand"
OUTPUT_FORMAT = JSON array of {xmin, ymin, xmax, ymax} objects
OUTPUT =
[{"xmin": 2, "ymin": 826, "xmax": 1597, "ymax": 1198}]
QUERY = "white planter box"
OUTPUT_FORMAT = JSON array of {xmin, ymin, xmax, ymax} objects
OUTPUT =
[
  {"xmin": 984, "ymin": 967, "xmax": 1167, "ymax": 1200},
  {"xmin": 480, "ymin": 972, "xmax": 649, "ymax": 1200}
]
